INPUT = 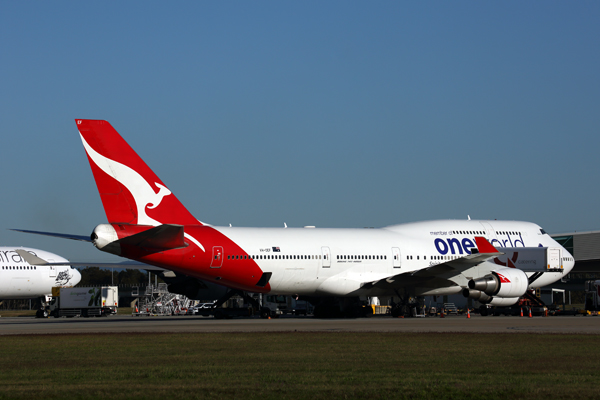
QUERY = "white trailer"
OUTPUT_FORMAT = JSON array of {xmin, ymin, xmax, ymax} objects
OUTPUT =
[
  {"xmin": 494, "ymin": 246, "xmax": 564, "ymax": 272},
  {"xmin": 49, "ymin": 286, "xmax": 118, "ymax": 318}
]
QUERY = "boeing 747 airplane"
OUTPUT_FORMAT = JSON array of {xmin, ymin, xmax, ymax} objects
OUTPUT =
[{"xmin": 14, "ymin": 119, "xmax": 575, "ymax": 317}]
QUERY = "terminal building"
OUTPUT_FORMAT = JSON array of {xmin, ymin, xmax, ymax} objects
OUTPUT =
[{"xmin": 551, "ymin": 231, "xmax": 600, "ymax": 273}]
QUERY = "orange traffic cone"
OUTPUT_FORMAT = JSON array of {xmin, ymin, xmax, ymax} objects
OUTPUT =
[
  {"xmin": 440, "ymin": 309, "xmax": 445, "ymax": 318},
  {"xmin": 135, "ymin": 305, "xmax": 139, "ymax": 313},
  {"xmin": 528, "ymin": 308, "xmax": 532, "ymax": 318},
  {"xmin": 520, "ymin": 308, "xmax": 523, "ymax": 317},
  {"xmin": 467, "ymin": 309, "xmax": 471, "ymax": 319}
]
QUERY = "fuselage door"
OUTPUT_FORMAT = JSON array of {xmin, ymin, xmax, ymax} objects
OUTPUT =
[
  {"xmin": 210, "ymin": 246, "xmax": 223, "ymax": 268},
  {"xmin": 480, "ymin": 222, "xmax": 498, "ymax": 243},
  {"xmin": 392, "ymin": 247, "xmax": 401, "ymax": 268},
  {"xmin": 46, "ymin": 258, "xmax": 57, "ymax": 278},
  {"xmin": 321, "ymin": 247, "xmax": 331, "ymax": 268}
]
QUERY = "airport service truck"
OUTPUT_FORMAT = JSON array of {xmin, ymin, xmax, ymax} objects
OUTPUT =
[
  {"xmin": 262, "ymin": 295, "xmax": 314, "ymax": 317},
  {"xmin": 49, "ymin": 286, "xmax": 118, "ymax": 318}
]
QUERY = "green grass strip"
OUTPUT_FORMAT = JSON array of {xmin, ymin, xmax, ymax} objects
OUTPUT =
[{"xmin": 0, "ymin": 332, "xmax": 599, "ymax": 400}]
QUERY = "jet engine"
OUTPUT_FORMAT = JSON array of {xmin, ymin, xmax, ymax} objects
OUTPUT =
[
  {"xmin": 462, "ymin": 289, "xmax": 520, "ymax": 306},
  {"xmin": 462, "ymin": 289, "xmax": 493, "ymax": 303},
  {"xmin": 468, "ymin": 268, "xmax": 528, "ymax": 298},
  {"xmin": 488, "ymin": 297, "xmax": 519, "ymax": 306}
]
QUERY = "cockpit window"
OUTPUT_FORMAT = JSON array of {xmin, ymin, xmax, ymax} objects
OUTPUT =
[{"xmin": 540, "ymin": 229, "xmax": 547, "ymax": 235}]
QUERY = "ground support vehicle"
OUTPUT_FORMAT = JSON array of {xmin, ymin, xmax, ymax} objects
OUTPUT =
[
  {"xmin": 585, "ymin": 280, "xmax": 600, "ymax": 311},
  {"xmin": 49, "ymin": 286, "xmax": 118, "ymax": 318},
  {"xmin": 369, "ymin": 305, "xmax": 392, "ymax": 316},
  {"xmin": 262, "ymin": 295, "xmax": 314, "ymax": 317},
  {"xmin": 189, "ymin": 304, "xmax": 254, "ymax": 319},
  {"xmin": 186, "ymin": 303, "xmax": 214, "ymax": 315}
]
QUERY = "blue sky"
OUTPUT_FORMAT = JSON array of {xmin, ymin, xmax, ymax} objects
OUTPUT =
[{"xmin": 1, "ymin": 2, "xmax": 599, "ymax": 262}]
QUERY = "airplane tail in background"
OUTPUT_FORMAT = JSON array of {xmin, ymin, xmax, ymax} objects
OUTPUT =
[{"xmin": 75, "ymin": 119, "xmax": 200, "ymax": 226}]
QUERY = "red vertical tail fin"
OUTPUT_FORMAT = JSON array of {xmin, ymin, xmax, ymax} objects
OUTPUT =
[{"xmin": 75, "ymin": 119, "xmax": 200, "ymax": 226}]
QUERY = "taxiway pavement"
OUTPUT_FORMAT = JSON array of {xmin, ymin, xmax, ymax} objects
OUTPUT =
[{"xmin": 1, "ymin": 315, "xmax": 599, "ymax": 335}]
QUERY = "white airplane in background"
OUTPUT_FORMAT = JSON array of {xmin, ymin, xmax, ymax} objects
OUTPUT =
[
  {"xmin": 14, "ymin": 119, "xmax": 575, "ymax": 317},
  {"xmin": 0, "ymin": 247, "xmax": 81, "ymax": 317}
]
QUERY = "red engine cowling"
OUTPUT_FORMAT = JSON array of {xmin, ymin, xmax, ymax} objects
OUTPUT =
[{"xmin": 468, "ymin": 268, "xmax": 528, "ymax": 298}]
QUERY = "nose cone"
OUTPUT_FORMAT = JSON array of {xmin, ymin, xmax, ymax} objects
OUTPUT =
[{"xmin": 72, "ymin": 268, "xmax": 82, "ymax": 286}]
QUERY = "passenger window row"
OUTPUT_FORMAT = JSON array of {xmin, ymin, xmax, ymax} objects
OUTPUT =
[
  {"xmin": 495, "ymin": 231, "xmax": 521, "ymax": 235},
  {"xmin": 2, "ymin": 266, "xmax": 36, "ymax": 270},
  {"xmin": 337, "ymin": 255, "xmax": 386, "ymax": 260},
  {"xmin": 406, "ymin": 255, "xmax": 460, "ymax": 261},
  {"xmin": 451, "ymin": 230, "xmax": 522, "ymax": 236},
  {"xmin": 227, "ymin": 255, "xmax": 322, "ymax": 260}
]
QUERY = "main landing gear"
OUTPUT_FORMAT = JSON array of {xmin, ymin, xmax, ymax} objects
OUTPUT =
[
  {"xmin": 390, "ymin": 292, "xmax": 422, "ymax": 318},
  {"xmin": 35, "ymin": 295, "xmax": 51, "ymax": 318},
  {"xmin": 211, "ymin": 289, "xmax": 271, "ymax": 319}
]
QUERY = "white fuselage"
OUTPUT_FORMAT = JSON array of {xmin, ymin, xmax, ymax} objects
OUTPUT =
[
  {"xmin": 0, "ymin": 247, "xmax": 81, "ymax": 299},
  {"xmin": 214, "ymin": 219, "xmax": 574, "ymax": 297}
]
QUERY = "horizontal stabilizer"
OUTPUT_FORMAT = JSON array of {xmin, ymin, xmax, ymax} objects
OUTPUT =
[
  {"xmin": 116, "ymin": 224, "xmax": 188, "ymax": 252},
  {"xmin": 11, "ymin": 229, "xmax": 91, "ymax": 242}
]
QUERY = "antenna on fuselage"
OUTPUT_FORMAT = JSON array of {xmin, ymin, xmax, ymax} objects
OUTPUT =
[{"xmin": 468, "ymin": 215, "xmax": 471, "ymax": 220}]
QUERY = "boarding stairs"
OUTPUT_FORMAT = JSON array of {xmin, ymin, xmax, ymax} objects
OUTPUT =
[
  {"xmin": 134, "ymin": 283, "xmax": 193, "ymax": 316},
  {"xmin": 443, "ymin": 303, "xmax": 459, "ymax": 315}
]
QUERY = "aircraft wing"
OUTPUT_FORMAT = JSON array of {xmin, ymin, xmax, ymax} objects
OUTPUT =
[
  {"xmin": 14, "ymin": 249, "xmax": 167, "ymax": 271},
  {"xmin": 363, "ymin": 237, "xmax": 502, "ymax": 291}
]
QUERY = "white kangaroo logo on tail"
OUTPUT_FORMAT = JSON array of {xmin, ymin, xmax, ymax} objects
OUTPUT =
[
  {"xmin": 80, "ymin": 134, "xmax": 205, "ymax": 251},
  {"xmin": 81, "ymin": 135, "xmax": 171, "ymax": 226}
]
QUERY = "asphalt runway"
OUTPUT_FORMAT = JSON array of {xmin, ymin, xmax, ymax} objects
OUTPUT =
[{"xmin": 1, "ymin": 314, "xmax": 599, "ymax": 335}]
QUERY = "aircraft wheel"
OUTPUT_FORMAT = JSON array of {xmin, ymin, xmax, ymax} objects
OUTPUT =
[
  {"xmin": 361, "ymin": 306, "xmax": 373, "ymax": 318},
  {"xmin": 214, "ymin": 309, "xmax": 225, "ymax": 319}
]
